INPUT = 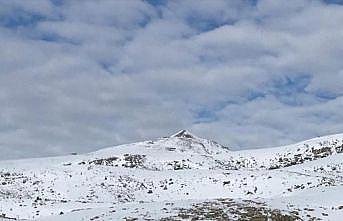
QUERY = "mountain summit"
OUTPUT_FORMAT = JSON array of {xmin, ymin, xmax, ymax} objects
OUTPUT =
[{"xmin": 170, "ymin": 129, "xmax": 196, "ymax": 139}]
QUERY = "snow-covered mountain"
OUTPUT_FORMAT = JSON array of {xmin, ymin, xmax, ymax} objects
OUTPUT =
[{"xmin": 0, "ymin": 130, "xmax": 342, "ymax": 220}]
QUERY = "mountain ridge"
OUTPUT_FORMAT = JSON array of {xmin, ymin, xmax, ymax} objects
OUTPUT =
[{"xmin": 0, "ymin": 131, "xmax": 343, "ymax": 220}]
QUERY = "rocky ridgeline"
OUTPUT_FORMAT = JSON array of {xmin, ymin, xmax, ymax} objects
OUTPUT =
[
  {"xmin": 268, "ymin": 141, "xmax": 343, "ymax": 170},
  {"xmin": 217, "ymin": 139, "xmax": 343, "ymax": 170},
  {"xmin": 84, "ymin": 137, "xmax": 343, "ymax": 171},
  {"xmin": 88, "ymin": 154, "xmax": 146, "ymax": 168}
]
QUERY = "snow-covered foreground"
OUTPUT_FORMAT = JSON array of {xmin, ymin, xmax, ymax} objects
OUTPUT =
[{"xmin": 0, "ymin": 130, "xmax": 342, "ymax": 220}]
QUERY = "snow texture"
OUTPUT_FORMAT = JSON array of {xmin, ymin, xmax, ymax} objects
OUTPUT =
[{"xmin": 0, "ymin": 130, "xmax": 342, "ymax": 220}]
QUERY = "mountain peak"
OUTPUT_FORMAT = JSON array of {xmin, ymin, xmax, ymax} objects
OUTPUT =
[{"xmin": 170, "ymin": 129, "xmax": 195, "ymax": 139}]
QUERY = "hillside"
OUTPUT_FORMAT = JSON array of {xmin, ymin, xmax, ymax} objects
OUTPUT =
[{"xmin": 0, "ymin": 130, "xmax": 342, "ymax": 220}]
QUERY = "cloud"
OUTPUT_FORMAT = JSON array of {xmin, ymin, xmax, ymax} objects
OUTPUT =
[{"xmin": 0, "ymin": 0, "xmax": 342, "ymax": 159}]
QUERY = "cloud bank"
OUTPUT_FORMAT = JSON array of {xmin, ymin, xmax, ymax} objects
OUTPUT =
[{"xmin": 1, "ymin": 0, "xmax": 343, "ymax": 159}]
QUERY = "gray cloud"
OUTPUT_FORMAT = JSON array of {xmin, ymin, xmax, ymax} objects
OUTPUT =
[{"xmin": 0, "ymin": 0, "xmax": 343, "ymax": 159}]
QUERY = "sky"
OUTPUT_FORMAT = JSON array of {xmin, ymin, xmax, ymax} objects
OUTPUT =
[{"xmin": 1, "ymin": 0, "xmax": 343, "ymax": 159}]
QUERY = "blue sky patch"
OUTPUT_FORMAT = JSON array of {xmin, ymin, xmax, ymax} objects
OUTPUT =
[{"xmin": 0, "ymin": 10, "xmax": 45, "ymax": 28}]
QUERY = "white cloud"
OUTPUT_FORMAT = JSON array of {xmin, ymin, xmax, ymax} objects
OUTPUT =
[{"xmin": 0, "ymin": 0, "xmax": 342, "ymax": 159}]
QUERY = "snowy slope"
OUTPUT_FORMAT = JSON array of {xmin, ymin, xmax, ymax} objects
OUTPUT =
[{"xmin": 0, "ymin": 130, "xmax": 342, "ymax": 220}]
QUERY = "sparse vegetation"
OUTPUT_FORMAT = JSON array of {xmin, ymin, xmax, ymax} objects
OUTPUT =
[{"xmin": 160, "ymin": 199, "xmax": 300, "ymax": 221}]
